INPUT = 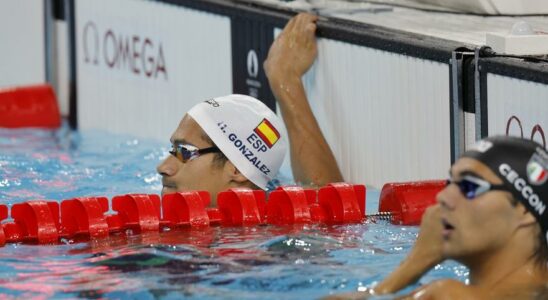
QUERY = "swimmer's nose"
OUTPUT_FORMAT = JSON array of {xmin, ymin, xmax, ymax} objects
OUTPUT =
[
  {"xmin": 437, "ymin": 184, "xmax": 456, "ymax": 210},
  {"xmin": 156, "ymin": 155, "xmax": 177, "ymax": 176}
]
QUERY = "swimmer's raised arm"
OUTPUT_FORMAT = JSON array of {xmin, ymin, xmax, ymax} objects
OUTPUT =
[
  {"xmin": 322, "ymin": 205, "xmax": 445, "ymax": 300},
  {"xmin": 374, "ymin": 205, "xmax": 445, "ymax": 294},
  {"xmin": 264, "ymin": 13, "xmax": 343, "ymax": 186}
]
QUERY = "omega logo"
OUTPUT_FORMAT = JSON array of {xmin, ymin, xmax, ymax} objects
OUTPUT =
[
  {"xmin": 506, "ymin": 115, "xmax": 546, "ymax": 148},
  {"xmin": 82, "ymin": 21, "xmax": 168, "ymax": 80}
]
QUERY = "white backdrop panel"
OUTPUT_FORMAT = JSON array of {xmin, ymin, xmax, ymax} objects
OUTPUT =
[
  {"xmin": 0, "ymin": 1, "xmax": 46, "ymax": 87},
  {"xmin": 303, "ymin": 39, "xmax": 451, "ymax": 188},
  {"xmin": 76, "ymin": 0, "xmax": 232, "ymax": 142},
  {"xmin": 487, "ymin": 74, "xmax": 548, "ymax": 147}
]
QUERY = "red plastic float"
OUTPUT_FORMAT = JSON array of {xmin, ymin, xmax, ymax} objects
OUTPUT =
[
  {"xmin": 319, "ymin": 183, "xmax": 365, "ymax": 224},
  {"xmin": 60, "ymin": 197, "xmax": 110, "ymax": 238},
  {"xmin": 111, "ymin": 194, "xmax": 161, "ymax": 233},
  {"xmin": 217, "ymin": 188, "xmax": 266, "ymax": 226},
  {"xmin": 0, "ymin": 205, "xmax": 9, "ymax": 246},
  {"xmin": 0, "ymin": 84, "xmax": 61, "ymax": 128},
  {"xmin": 378, "ymin": 180, "xmax": 446, "ymax": 225},
  {"xmin": 4, "ymin": 201, "xmax": 60, "ymax": 244},
  {"xmin": 162, "ymin": 191, "xmax": 211, "ymax": 227},
  {"xmin": 0, "ymin": 181, "xmax": 446, "ymax": 247},
  {"xmin": 266, "ymin": 186, "xmax": 316, "ymax": 224}
]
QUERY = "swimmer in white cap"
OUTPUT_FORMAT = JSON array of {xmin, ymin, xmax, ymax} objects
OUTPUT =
[
  {"xmin": 327, "ymin": 136, "xmax": 548, "ymax": 299},
  {"xmin": 156, "ymin": 94, "xmax": 287, "ymax": 204},
  {"xmin": 158, "ymin": 13, "xmax": 343, "ymax": 204}
]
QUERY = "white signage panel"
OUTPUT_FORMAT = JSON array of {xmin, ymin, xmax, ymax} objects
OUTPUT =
[
  {"xmin": 0, "ymin": 1, "xmax": 46, "ymax": 87},
  {"xmin": 76, "ymin": 0, "xmax": 232, "ymax": 141}
]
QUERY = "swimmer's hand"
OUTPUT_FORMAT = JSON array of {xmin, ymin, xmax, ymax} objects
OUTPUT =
[
  {"xmin": 413, "ymin": 204, "xmax": 445, "ymax": 265},
  {"xmin": 264, "ymin": 13, "xmax": 318, "ymax": 81},
  {"xmin": 373, "ymin": 204, "xmax": 444, "ymax": 294}
]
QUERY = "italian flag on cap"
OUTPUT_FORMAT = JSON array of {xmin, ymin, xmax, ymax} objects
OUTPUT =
[{"xmin": 528, "ymin": 161, "xmax": 547, "ymax": 185}]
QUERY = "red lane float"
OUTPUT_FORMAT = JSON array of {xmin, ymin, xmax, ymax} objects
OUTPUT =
[
  {"xmin": 111, "ymin": 194, "xmax": 161, "ymax": 233},
  {"xmin": 218, "ymin": 189, "xmax": 266, "ymax": 226},
  {"xmin": 319, "ymin": 183, "xmax": 365, "ymax": 224},
  {"xmin": 266, "ymin": 186, "xmax": 315, "ymax": 224},
  {"xmin": 61, "ymin": 197, "xmax": 110, "ymax": 238},
  {"xmin": 3, "ymin": 201, "xmax": 59, "ymax": 244},
  {"xmin": 162, "ymin": 191, "xmax": 211, "ymax": 227},
  {"xmin": 0, "ymin": 84, "xmax": 61, "ymax": 128},
  {"xmin": 0, "ymin": 181, "xmax": 444, "ymax": 246},
  {"xmin": 378, "ymin": 180, "xmax": 446, "ymax": 225},
  {"xmin": 0, "ymin": 205, "xmax": 7, "ymax": 246},
  {"xmin": 265, "ymin": 183, "xmax": 365, "ymax": 225}
]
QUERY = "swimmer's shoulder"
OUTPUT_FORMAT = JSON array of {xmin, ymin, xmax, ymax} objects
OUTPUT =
[
  {"xmin": 404, "ymin": 279, "xmax": 484, "ymax": 300},
  {"xmin": 494, "ymin": 264, "xmax": 548, "ymax": 299}
]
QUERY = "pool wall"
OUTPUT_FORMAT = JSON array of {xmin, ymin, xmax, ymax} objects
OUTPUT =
[
  {"xmin": 0, "ymin": 0, "xmax": 51, "ymax": 88},
  {"xmin": 66, "ymin": 0, "xmax": 461, "ymax": 188},
  {"xmin": 66, "ymin": 0, "xmax": 548, "ymax": 186},
  {"xmin": 2, "ymin": 0, "xmax": 546, "ymax": 188}
]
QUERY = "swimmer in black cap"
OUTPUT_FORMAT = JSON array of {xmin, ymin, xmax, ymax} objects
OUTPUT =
[{"xmin": 328, "ymin": 136, "xmax": 548, "ymax": 299}]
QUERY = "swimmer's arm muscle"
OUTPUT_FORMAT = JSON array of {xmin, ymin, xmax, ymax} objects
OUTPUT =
[
  {"xmin": 268, "ymin": 73, "xmax": 343, "ymax": 186},
  {"xmin": 374, "ymin": 246, "xmax": 441, "ymax": 294},
  {"xmin": 265, "ymin": 13, "xmax": 343, "ymax": 186}
]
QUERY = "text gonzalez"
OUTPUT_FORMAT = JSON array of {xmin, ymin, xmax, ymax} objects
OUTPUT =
[{"xmin": 228, "ymin": 133, "xmax": 271, "ymax": 175}]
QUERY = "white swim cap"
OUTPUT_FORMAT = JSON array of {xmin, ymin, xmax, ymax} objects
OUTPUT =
[{"xmin": 187, "ymin": 94, "xmax": 287, "ymax": 190}]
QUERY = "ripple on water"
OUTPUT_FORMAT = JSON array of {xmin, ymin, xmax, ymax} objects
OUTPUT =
[{"xmin": 0, "ymin": 127, "xmax": 468, "ymax": 299}]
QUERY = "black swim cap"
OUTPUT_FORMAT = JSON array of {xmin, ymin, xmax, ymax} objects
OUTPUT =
[{"xmin": 462, "ymin": 136, "xmax": 548, "ymax": 242}]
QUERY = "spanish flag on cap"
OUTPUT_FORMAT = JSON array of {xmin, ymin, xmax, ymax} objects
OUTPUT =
[{"xmin": 254, "ymin": 118, "xmax": 280, "ymax": 148}]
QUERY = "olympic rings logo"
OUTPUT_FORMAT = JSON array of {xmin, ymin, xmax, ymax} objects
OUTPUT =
[{"xmin": 506, "ymin": 115, "xmax": 546, "ymax": 148}]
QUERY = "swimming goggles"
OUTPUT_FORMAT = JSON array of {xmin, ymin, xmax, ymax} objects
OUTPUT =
[
  {"xmin": 446, "ymin": 175, "xmax": 506, "ymax": 200},
  {"xmin": 169, "ymin": 144, "xmax": 221, "ymax": 163}
]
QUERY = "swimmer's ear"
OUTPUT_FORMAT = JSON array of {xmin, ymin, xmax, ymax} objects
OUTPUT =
[
  {"xmin": 519, "ymin": 212, "xmax": 537, "ymax": 227},
  {"xmin": 516, "ymin": 204, "xmax": 537, "ymax": 227},
  {"xmin": 225, "ymin": 161, "xmax": 248, "ymax": 184}
]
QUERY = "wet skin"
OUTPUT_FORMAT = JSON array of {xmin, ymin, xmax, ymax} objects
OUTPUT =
[
  {"xmin": 156, "ymin": 115, "xmax": 247, "ymax": 205},
  {"xmin": 326, "ymin": 157, "xmax": 548, "ymax": 299},
  {"xmin": 437, "ymin": 157, "xmax": 520, "ymax": 263},
  {"xmin": 427, "ymin": 157, "xmax": 547, "ymax": 298}
]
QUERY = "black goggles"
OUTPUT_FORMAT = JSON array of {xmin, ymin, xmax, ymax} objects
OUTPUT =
[
  {"xmin": 446, "ymin": 175, "xmax": 507, "ymax": 200},
  {"xmin": 169, "ymin": 144, "xmax": 221, "ymax": 163}
]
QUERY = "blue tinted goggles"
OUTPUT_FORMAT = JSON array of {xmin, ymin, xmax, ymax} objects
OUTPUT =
[{"xmin": 446, "ymin": 175, "xmax": 507, "ymax": 200}]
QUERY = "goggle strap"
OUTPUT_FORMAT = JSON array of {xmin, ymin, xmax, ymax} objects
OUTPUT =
[{"xmin": 196, "ymin": 146, "xmax": 221, "ymax": 155}]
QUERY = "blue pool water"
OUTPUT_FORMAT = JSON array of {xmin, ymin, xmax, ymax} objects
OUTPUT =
[{"xmin": 0, "ymin": 126, "xmax": 468, "ymax": 299}]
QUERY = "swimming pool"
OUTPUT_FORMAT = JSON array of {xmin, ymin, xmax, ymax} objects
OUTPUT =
[{"xmin": 0, "ymin": 126, "xmax": 468, "ymax": 299}]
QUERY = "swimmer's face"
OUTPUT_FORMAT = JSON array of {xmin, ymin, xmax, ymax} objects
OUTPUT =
[
  {"xmin": 437, "ymin": 157, "xmax": 525, "ymax": 264},
  {"xmin": 156, "ymin": 114, "xmax": 234, "ymax": 205}
]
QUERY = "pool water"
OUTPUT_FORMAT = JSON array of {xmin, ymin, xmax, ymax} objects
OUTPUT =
[{"xmin": 0, "ymin": 125, "xmax": 468, "ymax": 299}]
